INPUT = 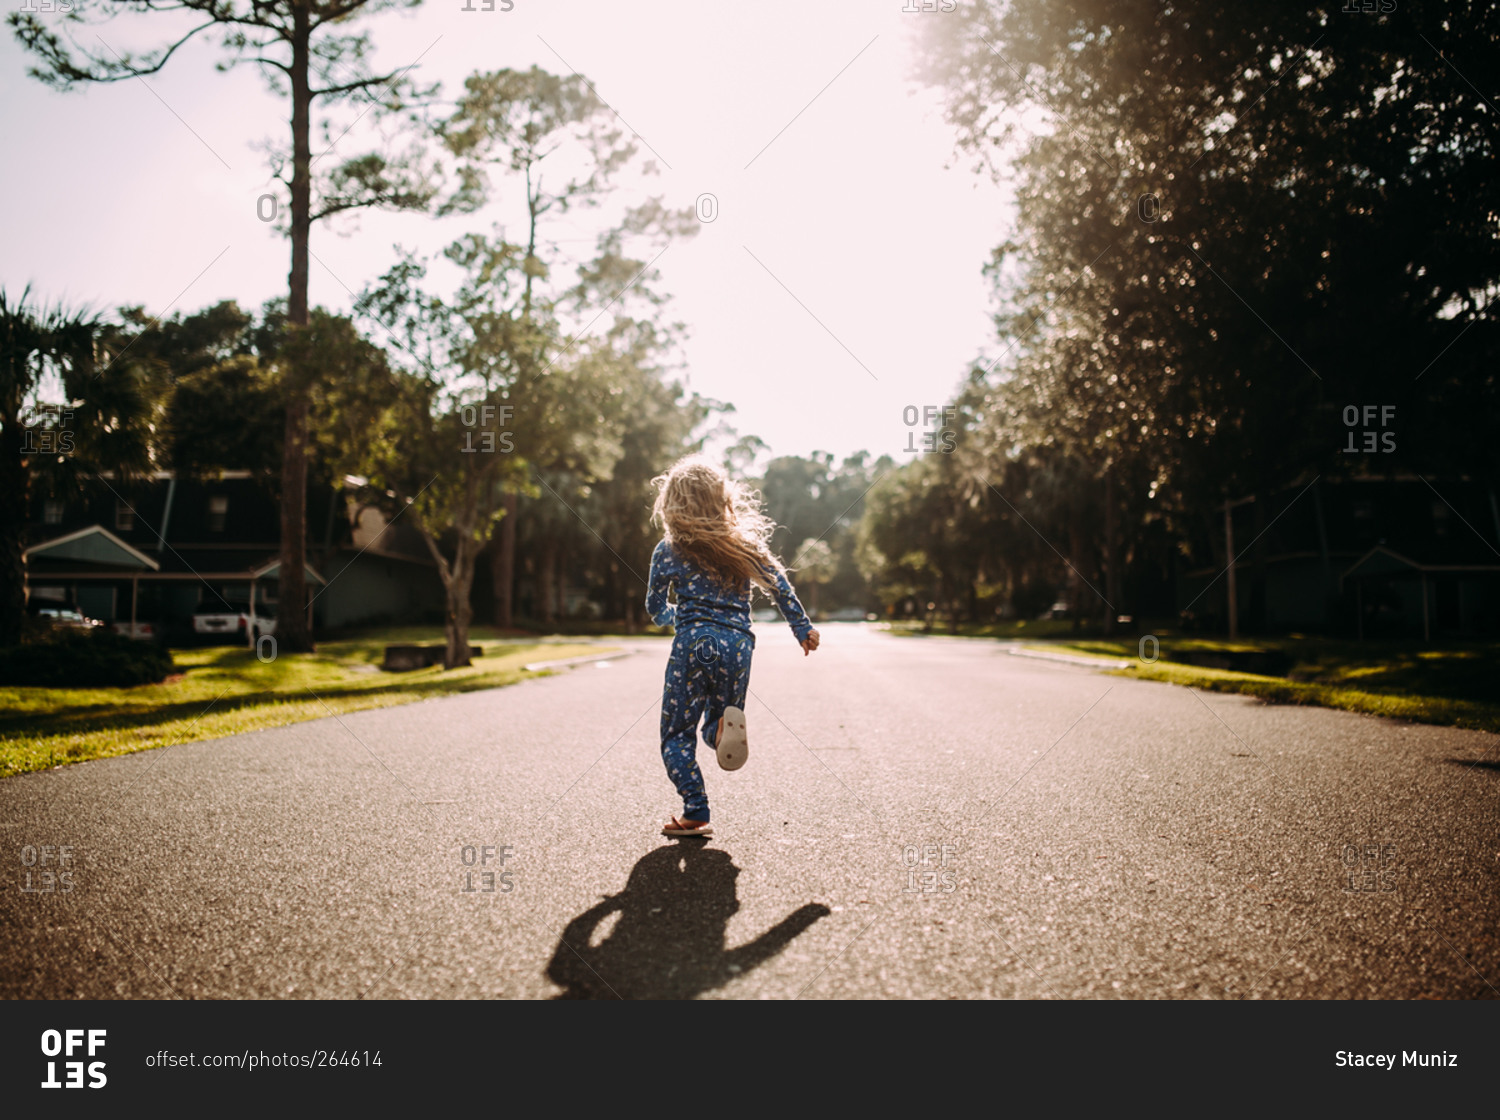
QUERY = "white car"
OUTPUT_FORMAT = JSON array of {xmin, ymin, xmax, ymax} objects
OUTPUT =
[
  {"xmin": 111, "ymin": 621, "xmax": 158, "ymax": 640},
  {"xmin": 248, "ymin": 611, "xmax": 277, "ymax": 641},
  {"xmin": 192, "ymin": 603, "xmax": 277, "ymax": 643},
  {"xmin": 32, "ymin": 607, "xmax": 104, "ymax": 631}
]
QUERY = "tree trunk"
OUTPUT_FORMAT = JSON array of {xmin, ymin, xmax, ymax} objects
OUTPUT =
[
  {"xmin": 537, "ymin": 539, "xmax": 556, "ymax": 625},
  {"xmin": 444, "ymin": 564, "xmax": 474, "ymax": 670},
  {"xmin": 491, "ymin": 490, "xmax": 516, "ymax": 628},
  {"xmin": 278, "ymin": 394, "xmax": 311, "ymax": 647},
  {"xmin": 1103, "ymin": 470, "xmax": 1119, "ymax": 636},
  {"xmin": 441, "ymin": 538, "xmax": 476, "ymax": 670},
  {"xmin": 1069, "ymin": 516, "xmax": 1085, "ymax": 635},
  {"xmin": 277, "ymin": 2, "xmax": 315, "ymax": 653},
  {"xmin": 1248, "ymin": 488, "xmax": 1269, "ymax": 634},
  {"xmin": 602, "ymin": 560, "xmax": 620, "ymax": 625},
  {"xmin": 1312, "ymin": 479, "xmax": 1333, "ymax": 630}
]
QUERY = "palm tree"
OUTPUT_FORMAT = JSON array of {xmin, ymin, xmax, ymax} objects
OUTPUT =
[{"xmin": 0, "ymin": 289, "xmax": 157, "ymax": 646}]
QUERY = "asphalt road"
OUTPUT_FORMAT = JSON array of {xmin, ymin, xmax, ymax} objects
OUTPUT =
[{"xmin": 3, "ymin": 624, "xmax": 1497, "ymax": 999}]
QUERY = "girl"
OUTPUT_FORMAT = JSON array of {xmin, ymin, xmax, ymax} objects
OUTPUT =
[{"xmin": 647, "ymin": 457, "xmax": 820, "ymax": 838}]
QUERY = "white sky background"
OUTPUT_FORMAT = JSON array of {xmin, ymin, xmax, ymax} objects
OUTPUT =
[{"xmin": 1, "ymin": 0, "xmax": 1013, "ymax": 464}]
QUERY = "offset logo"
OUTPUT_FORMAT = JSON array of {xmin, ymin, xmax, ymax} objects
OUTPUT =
[
  {"xmin": 41, "ymin": 1029, "xmax": 107, "ymax": 1089},
  {"xmin": 459, "ymin": 843, "xmax": 516, "ymax": 894},
  {"xmin": 901, "ymin": 843, "xmax": 958, "ymax": 894},
  {"xmin": 901, "ymin": 405, "xmax": 958, "ymax": 454},
  {"xmin": 19, "ymin": 844, "xmax": 76, "ymax": 894}
]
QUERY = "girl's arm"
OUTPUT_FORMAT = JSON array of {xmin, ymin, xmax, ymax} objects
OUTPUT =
[
  {"xmin": 646, "ymin": 540, "xmax": 677, "ymax": 628},
  {"xmin": 765, "ymin": 562, "xmax": 814, "ymax": 644}
]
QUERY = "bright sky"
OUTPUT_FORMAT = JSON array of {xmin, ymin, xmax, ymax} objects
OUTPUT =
[{"xmin": 2, "ymin": 0, "xmax": 1012, "ymax": 463}]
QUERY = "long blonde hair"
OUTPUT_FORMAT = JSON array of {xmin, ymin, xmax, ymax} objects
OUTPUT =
[{"xmin": 651, "ymin": 456, "xmax": 785, "ymax": 590}]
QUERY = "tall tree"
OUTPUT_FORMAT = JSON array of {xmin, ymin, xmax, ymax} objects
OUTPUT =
[
  {"xmin": 353, "ymin": 234, "xmax": 638, "ymax": 666},
  {"xmin": 114, "ymin": 300, "xmax": 283, "ymax": 482},
  {"xmin": 566, "ymin": 343, "xmax": 718, "ymax": 632},
  {"xmin": 11, "ymin": 0, "xmax": 441, "ymax": 650},
  {"xmin": 919, "ymin": 1, "xmax": 1500, "ymax": 632},
  {"xmin": 793, "ymin": 538, "xmax": 834, "ymax": 617},
  {"xmin": 759, "ymin": 451, "xmax": 885, "ymax": 612},
  {"xmin": 437, "ymin": 65, "xmax": 694, "ymax": 627}
]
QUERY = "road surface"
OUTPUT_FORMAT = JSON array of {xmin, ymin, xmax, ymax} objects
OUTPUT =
[{"xmin": 3, "ymin": 624, "xmax": 1496, "ymax": 999}]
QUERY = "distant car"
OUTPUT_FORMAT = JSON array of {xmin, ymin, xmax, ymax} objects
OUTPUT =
[
  {"xmin": 192, "ymin": 602, "xmax": 276, "ymax": 643},
  {"xmin": 193, "ymin": 602, "xmax": 245, "ymax": 641},
  {"xmin": 751, "ymin": 607, "xmax": 780, "ymax": 622},
  {"xmin": 31, "ymin": 606, "xmax": 104, "ymax": 631},
  {"xmin": 111, "ymin": 620, "xmax": 158, "ymax": 641}
]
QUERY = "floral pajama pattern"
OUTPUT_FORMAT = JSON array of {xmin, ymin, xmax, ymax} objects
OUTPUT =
[
  {"xmin": 647, "ymin": 538, "xmax": 813, "ymax": 823},
  {"xmin": 659, "ymin": 622, "xmax": 755, "ymax": 822}
]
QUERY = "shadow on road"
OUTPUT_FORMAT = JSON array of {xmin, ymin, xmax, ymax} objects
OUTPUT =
[
  {"xmin": 546, "ymin": 843, "xmax": 830, "ymax": 999},
  {"xmin": 1445, "ymin": 757, "xmax": 1500, "ymax": 774}
]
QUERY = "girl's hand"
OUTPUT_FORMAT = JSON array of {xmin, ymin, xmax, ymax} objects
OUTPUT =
[{"xmin": 800, "ymin": 629, "xmax": 820, "ymax": 656}]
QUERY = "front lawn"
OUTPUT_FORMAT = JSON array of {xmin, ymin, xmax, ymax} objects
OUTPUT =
[
  {"xmin": 1036, "ymin": 635, "xmax": 1500, "ymax": 734},
  {"xmin": 0, "ymin": 630, "xmax": 611, "ymax": 778}
]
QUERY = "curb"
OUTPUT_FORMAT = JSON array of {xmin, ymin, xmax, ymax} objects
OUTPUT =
[
  {"xmin": 1008, "ymin": 647, "xmax": 1132, "ymax": 670},
  {"xmin": 523, "ymin": 649, "xmax": 633, "ymax": 673}
]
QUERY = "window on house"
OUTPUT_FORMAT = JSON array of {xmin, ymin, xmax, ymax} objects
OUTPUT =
[
  {"xmin": 43, "ymin": 501, "xmax": 63, "ymax": 525},
  {"xmin": 207, "ymin": 495, "xmax": 229, "ymax": 532},
  {"xmin": 115, "ymin": 500, "xmax": 135, "ymax": 531}
]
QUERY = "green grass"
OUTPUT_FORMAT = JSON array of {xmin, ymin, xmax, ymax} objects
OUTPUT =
[
  {"xmin": 317, "ymin": 623, "xmax": 661, "ymax": 644},
  {"xmin": 0, "ymin": 630, "xmax": 611, "ymax": 779},
  {"xmin": 485, "ymin": 619, "xmax": 673, "ymax": 639},
  {"xmin": 1032, "ymin": 634, "xmax": 1500, "ymax": 734}
]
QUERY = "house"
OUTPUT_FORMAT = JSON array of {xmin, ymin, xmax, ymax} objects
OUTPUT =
[
  {"xmin": 1176, "ymin": 475, "xmax": 1500, "ymax": 638},
  {"xmin": 23, "ymin": 472, "xmax": 446, "ymax": 639}
]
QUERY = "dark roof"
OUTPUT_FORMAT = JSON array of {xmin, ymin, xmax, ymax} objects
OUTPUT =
[
  {"xmin": 24, "ymin": 525, "xmax": 161, "ymax": 571},
  {"xmin": 1343, "ymin": 544, "xmax": 1500, "ymax": 580}
]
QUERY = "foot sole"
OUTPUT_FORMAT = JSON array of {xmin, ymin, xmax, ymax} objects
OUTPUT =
[{"xmin": 717, "ymin": 706, "xmax": 748, "ymax": 771}]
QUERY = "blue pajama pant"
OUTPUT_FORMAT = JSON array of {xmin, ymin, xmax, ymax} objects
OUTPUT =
[{"xmin": 660, "ymin": 622, "xmax": 754, "ymax": 822}]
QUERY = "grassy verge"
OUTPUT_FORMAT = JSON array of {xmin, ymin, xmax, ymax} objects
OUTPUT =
[
  {"xmin": 1032, "ymin": 636, "xmax": 1500, "ymax": 734},
  {"xmin": 316, "ymin": 623, "xmax": 663, "ymax": 643},
  {"xmin": 0, "ymin": 632, "xmax": 611, "ymax": 779},
  {"xmin": 480, "ymin": 619, "xmax": 673, "ymax": 639}
]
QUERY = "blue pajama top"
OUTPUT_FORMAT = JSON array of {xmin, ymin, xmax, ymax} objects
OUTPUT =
[{"xmin": 646, "ymin": 539, "xmax": 814, "ymax": 643}]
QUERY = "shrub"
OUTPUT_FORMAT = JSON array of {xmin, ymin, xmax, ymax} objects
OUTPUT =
[{"xmin": 0, "ymin": 630, "xmax": 176, "ymax": 687}]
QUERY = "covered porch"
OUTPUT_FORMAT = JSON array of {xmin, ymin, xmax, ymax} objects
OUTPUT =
[
  {"xmin": 1342, "ymin": 545, "xmax": 1500, "ymax": 641},
  {"xmin": 23, "ymin": 525, "xmax": 162, "ymax": 636}
]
